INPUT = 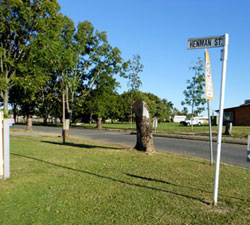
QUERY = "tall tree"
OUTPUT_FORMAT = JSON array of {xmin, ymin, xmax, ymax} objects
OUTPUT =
[
  {"xmin": 73, "ymin": 22, "xmax": 127, "ymax": 129},
  {"xmin": 158, "ymin": 99, "xmax": 174, "ymax": 122},
  {"xmin": 127, "ymin": 54, "xmax": 143, "ymax": 91},
  {"xmin": 88, "ymin": 77, "xmax": 119, "ymax": 129},
  {"xmin": 0, "ymin": 0, "xmax": 60, "ymax": 115},
  {"xmin": 181, "ymin": 58, "xmax": 206, "ymax": 130},
  {"xmin": 126, "ymin": 54, "xmax": 143, "ymax": 124}
]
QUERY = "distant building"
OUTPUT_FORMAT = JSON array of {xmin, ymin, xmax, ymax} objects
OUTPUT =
[{"xmin": 219, "ymin": 100, "xmax": 250, "ymax": 126}]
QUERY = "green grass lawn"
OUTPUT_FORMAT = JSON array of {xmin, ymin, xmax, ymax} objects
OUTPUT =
[
  {"xmin": 1, "ymin": 136, "xmax": 249, "ymax": 225},
  {"xmin": 80, "ymin": 122, "xmax": 250, "ymax": 138}
]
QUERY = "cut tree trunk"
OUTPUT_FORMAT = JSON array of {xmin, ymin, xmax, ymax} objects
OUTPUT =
[
  {"xmin": 97, "ymin": 118, "xmax": 102, "ymax": 129},
  {"xmin": 133, "ymin": 100, "xmax": 155, "ymax": 154}
]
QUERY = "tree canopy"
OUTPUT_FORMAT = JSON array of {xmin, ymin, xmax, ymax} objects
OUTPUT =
[
  {"xmin": 181, "ymin": 58, "xmax": 206, "ymax": 130},
  {"xmin": 1, "ymin": 0, "xmax": 175, "ymax": 131}
]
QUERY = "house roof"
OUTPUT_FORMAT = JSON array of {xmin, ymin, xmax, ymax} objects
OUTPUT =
[{"xmin": 216, "ymin": 103, "xmax": 250, "ymax": 112}]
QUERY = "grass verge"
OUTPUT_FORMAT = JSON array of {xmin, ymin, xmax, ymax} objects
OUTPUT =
[
  {"xmin": 77, "ymin": 122, "xmax": 250, "ymax": 138},
  {"xmin": 0, "ymin": 136, "xmax": 249, "ymax": 225}
]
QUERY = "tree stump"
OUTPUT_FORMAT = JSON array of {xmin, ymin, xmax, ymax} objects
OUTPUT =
[{"xmin": 133, "ymin": 100, "xmax": 155, "ymax": 154}]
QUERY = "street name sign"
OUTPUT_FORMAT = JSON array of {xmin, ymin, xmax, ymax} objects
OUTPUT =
[
  {"xmin": 188, "ymin": 35, "xmax": 225, "ymax": 49},
  {"xmin": 187, "ymin": 33, "xmax": 229, "ymax": 206}
]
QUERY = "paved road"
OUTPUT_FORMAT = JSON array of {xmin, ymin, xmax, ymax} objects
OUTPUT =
[{"xmin": 13, "ymin": 125, "xmax": 250, "ymax": 169}]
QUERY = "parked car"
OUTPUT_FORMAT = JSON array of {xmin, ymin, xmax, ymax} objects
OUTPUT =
[{"xmin": 180, "ymin": 118, "xmax": 203, "ymax": 126}]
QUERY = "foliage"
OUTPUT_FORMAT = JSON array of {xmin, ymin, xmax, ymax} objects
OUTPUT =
[
  {"xmin": 0, "ymin": 0, "xmax": 60, "ymax": 114},
  {"xmin": 117, "ymin": 91, "xmax": 174, "ymax": 122},
  {"xmin": 2, "ymin": 0, "xmax": 173, "ymax": 128},
  {"xmin": 126, "ymin": 54, "xmax": 143, "ymax": 92},
  {"xmin": 181, "ymin": 57, "xmax": 206, "ymax": 117}
]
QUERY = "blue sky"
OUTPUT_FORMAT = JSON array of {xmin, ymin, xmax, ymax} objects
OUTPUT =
[{"xmin": 58, "ymin": 0, "xmax": 250, "ymax": 114}]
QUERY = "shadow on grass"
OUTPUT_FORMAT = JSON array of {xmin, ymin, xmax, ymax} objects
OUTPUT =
[
  {"xmin": 125, "ymin": 173, "xmax": 248, "ymax": 202},
  {"xmin": 41, "ymin": 141, "xmax": 122, "ymax": 150},
  {"xmin": 12, "ymin": 153, "xmax": 210, "ymax": 205}
]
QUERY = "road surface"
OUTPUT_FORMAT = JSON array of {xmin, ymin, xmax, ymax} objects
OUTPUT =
[{"xmin": 12, "ymin": 125, "xmax": 250, "ymax": 169}]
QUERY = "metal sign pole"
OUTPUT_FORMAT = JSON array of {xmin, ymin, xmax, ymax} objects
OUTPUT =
[
  {"xmin": 213, "ymin": 33, "xmax": 229, "ymax": 206},
  {"xmin": 207, "ymin": 100, "xmax": 213, "ymax": 165},
  {"xmin": 204, "ymin": 49, "xmax": 214, "ymax": 165},
  {"xmin": 188, "ymin": 33, "xmax": 229, "ymax": 206}
]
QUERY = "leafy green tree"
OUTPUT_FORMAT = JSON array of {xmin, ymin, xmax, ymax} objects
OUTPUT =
[
  {"xmin": 120, "ymin": 90, "xmax": 144, "ymax": 121},
  {"xmin": 142, "ymin": 92, "xmax": 161, "ymax": 118},
  {"xmin": 7, "ymin": 6, "xmax": 73, "ymax": 131},
  {"xmin": 158, "ymin": 99, "xmax": 174, "ymax": 122},
  {"xmin": 181, "ymin": 58, "xmax": 206, "ymax": 130},
  {"xmin": 88, "ymin": 78, "xmax": 119, "ymax": 129},
  {"xmin": 36, "ymin": 74, "xmax": 60, "ymax": 124},
  {"xmin": 126, "ymin": 54, "xmax": 143, "ymax": 123},
  {"xmin": 181, "ymin": 107, "xmax": 189, "ymax": 116},
  {"xmin": 72, "ymin": 22, "xmax": 127, "ymax": 128},
  {"xmin": 119, "ymin": 91, "xmax": 174, "ymax": 123},
  {"xmin": 34, "ymin": 16, "xmax": 79, "ymax": 130},
  {"xmin": 0, "ymin": 0, "xmax": 60, "ymax": 115},
  {"xmin": 127, "ymin": 54, "xmax": 143, "ymax": 91}
]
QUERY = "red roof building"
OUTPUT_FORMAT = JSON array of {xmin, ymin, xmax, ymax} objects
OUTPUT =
[{"xmin": 222, "ymin": 101, "xmax": 250, "ymax": 126}]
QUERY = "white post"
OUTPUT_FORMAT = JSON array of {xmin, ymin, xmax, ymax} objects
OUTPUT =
[
  {"xmin": 247, "ymin": 135, "xmax": 250, "ymax": 162},
  {"xmin": 0, "ymin": 112, "xmax": 3, "ymax": 178},
  {"xmin": 213, "ymin": 33, "xmax": 229, "ymax": 206},
  {"xmin": 207, "ymin": 100, "xmax": 213, "ymax": 165},
  {"xmin": 3, "ymin": 119, "xmax": 10, "ymax": 179}
]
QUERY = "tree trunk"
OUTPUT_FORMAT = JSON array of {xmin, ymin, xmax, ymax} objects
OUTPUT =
[
  {"xmin": 62, "ymin": 90, "xmax": 67, "ymax": 143},
  {"xmin": 97, "ymin": 117, "xmax": 102, "ymax": 129},
  {"xmin": 191, "ymin": 115, "xmax": 194, "ymax": 131},
  {"xmin": 89, "ymin": 112, "xmax": 93, "ymax": 124},
  {"xmin": 64, "ymin": 119, "xmax": 70, "ymax": 137},
  {"xmin": 133, "ymin": 100, "xmax": 155, "ymax": 154},
  {"xmin": 3, "ymin": 89, "xmax": 8, "ymax": 116},
  {"xmin": 26, "ymin": 116, "xmax": 32, "ymax": 131},
  {"xmin": 13, "ymin": 104, "xmax": 17, "ymax": 123},
  {"xmin": 43, "ymin": 116, "xmax": 48, "ymax": 125}
]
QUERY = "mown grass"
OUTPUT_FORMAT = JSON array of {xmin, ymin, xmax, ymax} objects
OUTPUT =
[
  {"xmin": 1, "ymin": 136, "xmax": 249, "ymax": 225},
  {"xmin": 80, "ymin": 122, "xmax": 250, "ymax": 138}
]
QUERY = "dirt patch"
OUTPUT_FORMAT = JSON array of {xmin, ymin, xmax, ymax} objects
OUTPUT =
[{"xmin": 205, "ymin": 203, "xmax": 231, "ymax": 215}]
